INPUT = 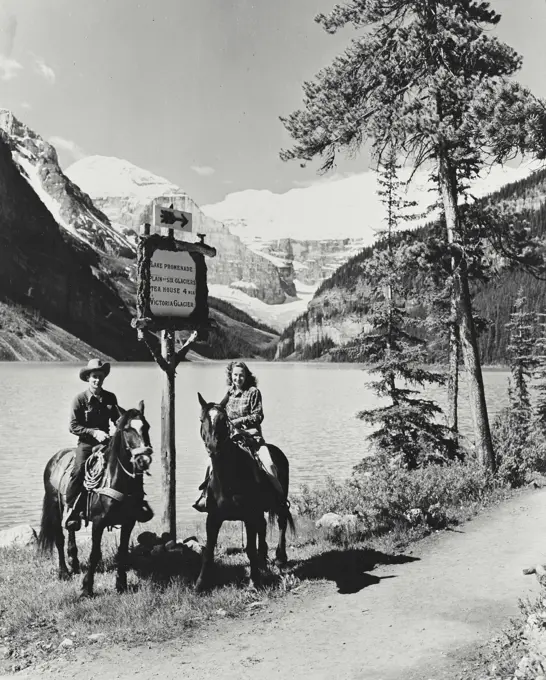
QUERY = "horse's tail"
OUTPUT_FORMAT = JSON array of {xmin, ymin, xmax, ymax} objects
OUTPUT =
[
  {"xmin": 38, "ymin": 463, "xmax": 62, "ymax": 555},
  {"xmin": 268, "ymin": 505, "xmax": 296, "ymax": 536},
  {"xmin": 38, "ymin": 485, "xmax": 60, "ymax": 554}
]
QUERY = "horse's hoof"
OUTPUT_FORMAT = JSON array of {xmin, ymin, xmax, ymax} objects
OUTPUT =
[
  {"xmin": 59, "ymin": 571, "xmax": 71, "ymax": 581},
  {"xmin": 79, "ymin": 590, "xmax": 95, "ymax": 599}
]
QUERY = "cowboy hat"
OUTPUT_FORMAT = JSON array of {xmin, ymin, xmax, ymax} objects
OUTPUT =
[{"xmin": 79, "ymin": 358, "xmax": 111, "ymax": 382}]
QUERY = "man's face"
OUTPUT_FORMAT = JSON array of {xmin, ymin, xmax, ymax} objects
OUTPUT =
[{"xmin": 87, "ymin": 370, "xmax": 105, "ymax": 393}]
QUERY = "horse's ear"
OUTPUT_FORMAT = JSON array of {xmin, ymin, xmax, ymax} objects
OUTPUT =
[
  {"xmin": 198, "ymin": 392, "xmax": 207, "ymax": 409},
  {"xmin": 219, "ymin": 392, "xmax": 229, "ymax": 408},
  {"xmin": 115, "ymin": 405, "xmax": 126, "ymax": 427},
  {"xmin": 139, "ymin": 400, "xmax": 145, "ymax": 416}
]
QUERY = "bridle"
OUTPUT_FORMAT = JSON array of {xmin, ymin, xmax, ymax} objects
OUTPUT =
[{"xmin": 116, "ymin": 418, "xmax": 153, "ymax": 479}]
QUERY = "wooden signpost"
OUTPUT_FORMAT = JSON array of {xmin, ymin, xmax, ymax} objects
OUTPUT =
[{"xmin": 133, "ymin": 204, "xmax": 216, "ymax": 539}]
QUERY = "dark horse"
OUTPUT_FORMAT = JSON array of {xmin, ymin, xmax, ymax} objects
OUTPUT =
[
  {"xmin": 38, "ymin": 401, "xmax": 153, "ymax": 597},
  {"xmin": 196, "ymin": 393, "xmax": 295, "ymax": 592}
]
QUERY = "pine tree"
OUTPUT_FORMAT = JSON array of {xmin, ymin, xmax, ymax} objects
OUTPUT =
[
  {"xmin": 354, "ymin": 153, "xmax": 457, "ymax": 469},
  {"xmin": 533, "ymin": 314, "xmax": 546, "ymax": 432},
  {"xmin": 280, "ymin": 0, "xmax": 546, "ymax": 471},
  {"xmin": 493, "ymin": 291, "xmax": 539, "ymax": 486},
  {"xmin": 506, "ymin": 290, "xmax": 537, "ymax": 417}
]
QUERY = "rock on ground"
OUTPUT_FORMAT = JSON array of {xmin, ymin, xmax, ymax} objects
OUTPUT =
[{"xmin": 0, "ymin": 525, "xmax": 37, "ymax": 549}]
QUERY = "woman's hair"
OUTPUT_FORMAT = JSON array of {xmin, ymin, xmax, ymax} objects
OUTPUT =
[{"xmin": 225, "ymin": 361, "xmax": 258, "ymax": 389}]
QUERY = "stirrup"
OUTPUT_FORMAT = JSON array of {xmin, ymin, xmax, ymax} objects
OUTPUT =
[{"xmin": 63, "ymin": 505, "xmax": 81, "ymax": 531}]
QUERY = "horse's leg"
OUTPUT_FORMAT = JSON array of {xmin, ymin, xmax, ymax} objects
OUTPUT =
[
  {"xmin": 275, "ymin": 511, "xmax": 288, "ymax": 566},
  {"xmin": 116, "ymin": 520, "xmax": 135, "ymax": 593},
  {"xmin": 82, "ymin": 521, "xmax": 105, "ymax": 597},
  {"xmin": 246, "ymin": 516, "xmax": 267, "ymax": 587},
  {"xmin": 257, "ymin": 514, "xmax": 269, "ymax": 567},
  {"xmin": 66, "ymin": 528, "xmax": 80, "ymax": 574},
  {"xmin": 54, "ymin": 512, "xmax": 70, "ymax": 580},
  {"xmin": 195, "ymin": 513, "xmax": 222, "ymax": 593}
]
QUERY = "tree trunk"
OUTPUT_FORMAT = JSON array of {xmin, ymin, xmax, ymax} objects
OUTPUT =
[
  {"xmin": 160, "ymin": 329, "xmax": 177, "ymax": 538},
  {"xmin": 438, "ymin": 154, "xmax": 495, "ymax": 471},
  {"xmin": 447, "ymin": 307, "xmax": 459, "ymax": 434}
]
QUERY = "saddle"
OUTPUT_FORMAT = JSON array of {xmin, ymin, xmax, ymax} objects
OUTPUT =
[{"xmin": 75, "ymin": 446, "xmax": 153, "ymax": 525}]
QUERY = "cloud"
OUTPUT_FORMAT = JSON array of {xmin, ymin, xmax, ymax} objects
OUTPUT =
[
  {"xmin": 49, "ymin": 136, "xmax": 85, "ymax": 161},
  {"xmin": 34, "ymin": 56, "xmax": 56, "ymax": 84},
  {"xmin": 191, "ymin": 165, "xmax": 215, "ymax": 177},
  {"xmin": 0, "ymin": 54, "xmax": 22, "ymax": 80}
]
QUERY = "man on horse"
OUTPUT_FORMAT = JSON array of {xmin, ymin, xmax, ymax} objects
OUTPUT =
[{"xmin": 64, "ymin": 358, "xmax": 122, "ymax": 530}]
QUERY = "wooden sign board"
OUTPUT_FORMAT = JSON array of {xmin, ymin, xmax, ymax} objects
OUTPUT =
[
  {"xmin": 135, "ymin": 233, "xmax": 215, "ymax": 332},
  {"xmin": 150, "ymin": 249, "xmax": 197, "ymax": 318}
]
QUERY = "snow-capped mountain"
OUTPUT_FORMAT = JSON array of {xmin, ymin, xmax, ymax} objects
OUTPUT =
[
  {"xmin": 202, "ymin": 162, "xmax": 543, "ymax": 286},
  {"xmin": 0, "ymin": 110, "xmax": 134, "ymax": 257},
  {"xmin": 66, "ymin": 156, "xmax": 297, "ymax": 306},
  {"xmin": 203, "ymin": 163, "xmax": 543, "ymax": 243}
]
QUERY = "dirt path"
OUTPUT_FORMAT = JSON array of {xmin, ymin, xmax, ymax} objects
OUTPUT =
[{"xmin": 15, "ymin": 489, "xmax": 546, "ymax": 680}]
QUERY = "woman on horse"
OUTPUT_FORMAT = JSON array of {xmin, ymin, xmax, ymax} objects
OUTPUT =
[
  {"xmin": 64, "ymin": 358, "xmax": 122, "ymax": 530},
  {"xmin": 193, "ymin": 361, "xmax": 284, "ymax": 511}
]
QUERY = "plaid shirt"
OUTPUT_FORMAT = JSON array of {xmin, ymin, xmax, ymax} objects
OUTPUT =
[{"xmin": 225, "ymin": 386, "xmax": 264, "ymax": 433}]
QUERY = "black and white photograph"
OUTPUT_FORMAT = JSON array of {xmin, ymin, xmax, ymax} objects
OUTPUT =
[{"xmin": 1, "ymin": 1, "xmax": 546, "ymax": 678}]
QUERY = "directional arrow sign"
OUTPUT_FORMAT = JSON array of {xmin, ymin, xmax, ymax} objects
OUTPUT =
[{"xmin": 153, "ymin": 204, "xmax": 193, "ymax": 233}]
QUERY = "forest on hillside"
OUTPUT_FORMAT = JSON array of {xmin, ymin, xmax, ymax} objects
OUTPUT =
[{"xmin": 277, "ymin": 169, "xmax": 546, "ymax": 366}]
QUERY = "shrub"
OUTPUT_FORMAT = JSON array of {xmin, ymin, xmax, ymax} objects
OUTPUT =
[
  {"xmin": 492, "ymin": 408, "xmax": 545, "ymax": 487},
  {"xmin": 295, "ymin": 457, "xmax": 494, "ymax": 538}
]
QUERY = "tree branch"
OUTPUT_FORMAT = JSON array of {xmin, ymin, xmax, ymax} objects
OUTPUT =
[
  {"xmin": 137, "ymin": 328, "xmax": 170, "ymax": 373},
  {"xmin": 174, "ymin": 330, "xmax": 198, "ymax": 367}
]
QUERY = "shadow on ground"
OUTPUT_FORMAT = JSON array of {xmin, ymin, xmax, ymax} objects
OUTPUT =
[
  {"xmin": 292, "ymin": 548, "xmax": 420, "ymax": 594},
  {"xmin": 129, "ymin": 548, "xmax": 254, "ymax": 589},
  {"xmin": 124, "ymin": 544, "xmax": 419, "ymax": 594}
]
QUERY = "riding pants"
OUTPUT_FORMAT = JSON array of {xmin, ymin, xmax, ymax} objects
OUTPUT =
[
  {"xmin": 255, "ymin": 446, "xmax": 284, "ymax": 496},
  {"xmin": 66, "ymin": 443, "xmax": 93, "ymax": 507}
]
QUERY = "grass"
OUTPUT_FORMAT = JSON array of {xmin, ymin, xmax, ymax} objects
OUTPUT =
[
  {"xmin": 0, "ymin": 460, "xmax": 535, "ymax": 675},
  {"xmin": 462, "ymin": 592, "xmax": 546, "ymax": 679}
]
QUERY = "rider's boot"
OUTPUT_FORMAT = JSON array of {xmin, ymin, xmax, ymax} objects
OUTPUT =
[
  {"xmin": 192, "ymin": 469, "xmax": 210, "ymax": 512},
  {"xmin": 63, "ymin": 493, "xmax": 82, "ymax": 531}
]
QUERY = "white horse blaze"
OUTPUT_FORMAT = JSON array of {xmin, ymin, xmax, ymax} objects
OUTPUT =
[
  {"xmin": 208, "ymin": 407, "xmax": 222, "ymax": 428},
  {"xmin": 130, "ymin": 419, "xmax": 144, "ymax": 437}
]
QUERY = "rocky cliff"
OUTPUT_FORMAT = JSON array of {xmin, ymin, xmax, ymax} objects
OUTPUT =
[
  {"xmin": 65, "ymin": 156, "xmax": 296, "ymax": 304},
  {"xmin": 0, "ymin": 110, "xmax": 134, "ymax": 258},
  {"xmin": 0, "ymin": 134, "xmax": 145, "ymax": 360}
]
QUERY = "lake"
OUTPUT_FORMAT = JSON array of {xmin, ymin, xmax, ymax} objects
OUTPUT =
[{"xmin": 0, "ymin": 362, "xmax": 511, "ymax": 531}]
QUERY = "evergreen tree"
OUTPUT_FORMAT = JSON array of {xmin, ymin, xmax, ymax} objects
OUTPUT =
[
  {"xmin": 533, "ymin": 313, "xmax": 546, "ymax": 432},
  {"xmin": 280, "ymin": 0, "xmax": 546, "ymax": 471},
  {"xmin": 353, "ymin": 153, "xmax": 457, "ymax": 469},
  {"xmin": 493, "ymin": 291, "xmax": 539, "ymax": 486},
  {"xmin": 506, "ymin": 290, "xmax": 537, "ymax": 418}
]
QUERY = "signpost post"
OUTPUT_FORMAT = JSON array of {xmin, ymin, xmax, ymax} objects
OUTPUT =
[{"xmin": 133, "ymin": 205, "xmax": 216, "ymax": 539}]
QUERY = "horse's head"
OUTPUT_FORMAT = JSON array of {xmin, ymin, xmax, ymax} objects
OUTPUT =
[
  {"xmin": 114, "ymin": 400, "xmax": 153, "ymax": 474},
  {"xmin": 198, "ymin": 392, "xmax": 231, "ymax": 457}
]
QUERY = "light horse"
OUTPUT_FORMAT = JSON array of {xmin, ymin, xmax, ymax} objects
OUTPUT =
[
  {"xmin": 196, "ymin": 393, "xmax": 295, "ymax": 592},
  {"xmin": 38, "ymin": 402, "xmax": 153, "ymax": 597}
]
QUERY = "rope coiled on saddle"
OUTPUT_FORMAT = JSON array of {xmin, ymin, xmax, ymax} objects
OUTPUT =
[{"xmin": 83, "ymin": 450, "xmax": 106, "ymax": 491}]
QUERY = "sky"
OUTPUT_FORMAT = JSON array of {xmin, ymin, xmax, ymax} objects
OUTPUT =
[{"xmin": 0, "ymin": 0, "xmax": 545, "ymax": 206}]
